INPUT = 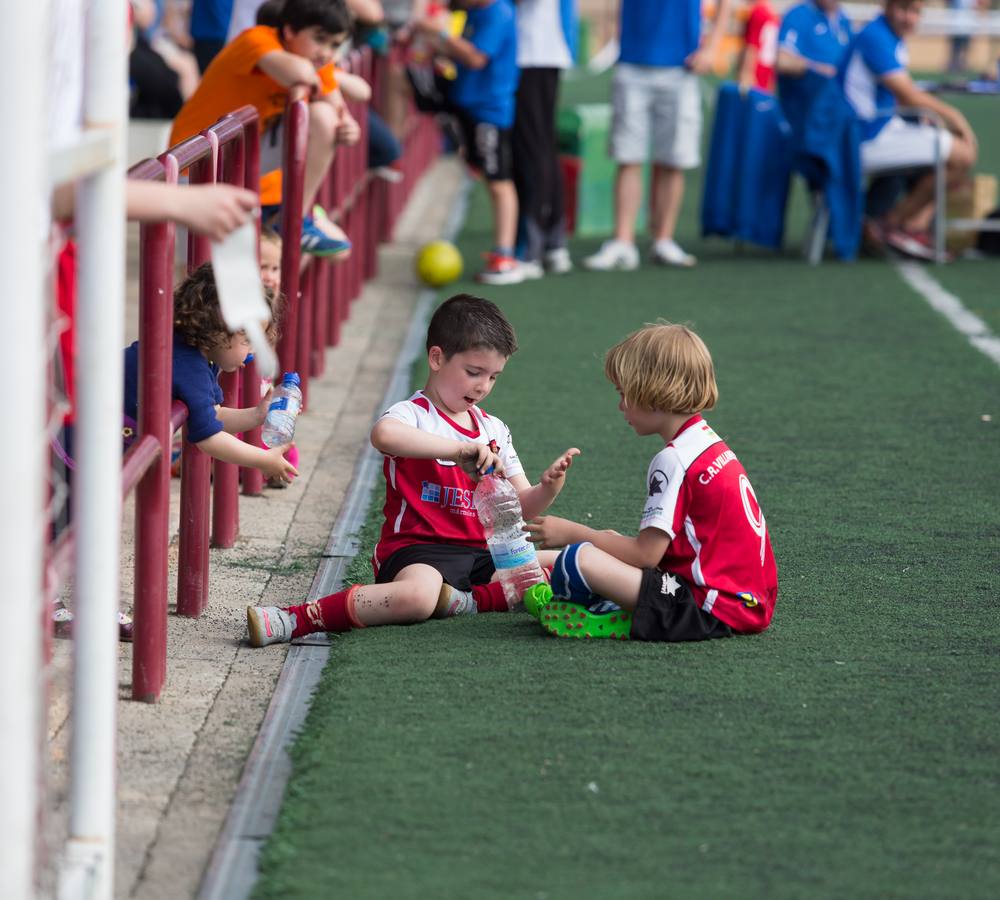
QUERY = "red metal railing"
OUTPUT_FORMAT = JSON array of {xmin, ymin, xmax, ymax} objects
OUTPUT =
[{"xmin": 115, "ymin": 45, "xmax": 439, "ymax": 701}]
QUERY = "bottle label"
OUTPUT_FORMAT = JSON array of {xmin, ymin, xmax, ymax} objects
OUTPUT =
[
  {"xmin": 268, "ymin": 397, "xmax": 301, "ymax": 416},
  {"xmin": 491, "ymin": 538, "xmax": 536, "ymax": 570}
]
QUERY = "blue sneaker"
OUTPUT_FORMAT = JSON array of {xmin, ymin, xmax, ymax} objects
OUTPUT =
[{"xmin": 300, "ymin": 216, "xmax": 352, "ymax": 258}]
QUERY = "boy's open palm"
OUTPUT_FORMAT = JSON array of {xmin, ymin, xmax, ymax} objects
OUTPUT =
[
  {"xmin": 262, "ymin": 444, "xmax": 298, "ymax": 484},
  {"xmin": 454, "ymin": 442, "xmax": 504, "ymax": 480},
  {"xmin": 541, "ymin": 448, "xmax": 581, "ymax": 486}
]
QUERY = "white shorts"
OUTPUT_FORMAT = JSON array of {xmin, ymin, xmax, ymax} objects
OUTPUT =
[
  {"xmin": 609, "ymin": 64, "xmax": 702, "ymax": 169},
  {"xmin": 861, "ymin": 116, "xmax": 954, "ymax": 175}
]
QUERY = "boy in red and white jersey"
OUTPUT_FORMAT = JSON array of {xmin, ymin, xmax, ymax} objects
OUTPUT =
[
  {"xmin": 525, "ymin": 322, "xmax": 777, "ymax": 641},
  {"xmin": 246, "ymin": 294, "xmax": 579, "ymax": 646}
]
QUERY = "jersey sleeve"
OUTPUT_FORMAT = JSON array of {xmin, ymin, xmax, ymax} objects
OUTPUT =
[
  {"xmin": 378, "ymin": 399, "xmax": 421, "ymax": 428},
  {"xmin": 778, "ymin": 7, "xmax": 806, "ymax": 54},
  {"xmin": 174, "ymin": 360, "xmax": 224, "ymax": 444},
  {"xmin": 226, "ymin": 26, "xmax": 285, "ymax": 76},
  {"xmin": 493, "ymin": 418, "xmax": 524, "ymax": 480},
  {"xmin": 319, "ymin": 63, "xmax": 338, "ymax": 95},
  {"xmin": 860, "ymin": 25, "xmax": 905, "ymax": 78},
  {"xmin": 745, "ymin": 7, "xmax": 766, "ymax": 48},
  {"xmin": 639, "ymin": 447, "xmax": 686, "ymax": 539}
]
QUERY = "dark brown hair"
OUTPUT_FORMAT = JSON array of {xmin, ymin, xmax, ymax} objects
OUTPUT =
[
  {"xmin": 173, "ymin": 262, "xmax": 283, "ymax": 353},
  {"xmin": 425, "ymin": 293, "xmax": 517, "ymax": 359}
]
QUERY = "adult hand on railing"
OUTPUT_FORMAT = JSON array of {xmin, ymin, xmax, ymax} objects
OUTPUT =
[{"xmin": 126, "ymin": 181, "xmax": 259, "ymax": 242}]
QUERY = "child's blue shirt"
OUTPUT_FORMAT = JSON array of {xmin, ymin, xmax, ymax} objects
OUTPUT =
[
  {"xmin": 450, "ymin": 0, "xmax": 519, "ymax": 128},
  {"xmin": 124, "ymin": 333, "xmax": 224, "ymax": 444},
  {"xmin": 618, "ymin": 0, "xmax": 701, "ymax": 69}
]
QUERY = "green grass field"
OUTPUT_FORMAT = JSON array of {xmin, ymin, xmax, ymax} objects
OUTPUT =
[{"xmin": 253, "ymin": 76, "xmax": 1000, "ymax": 899}]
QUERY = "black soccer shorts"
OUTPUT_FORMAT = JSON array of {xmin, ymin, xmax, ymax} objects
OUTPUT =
[
  {"xmin": 375, "ymin": 543, "xmax": 495, "ymax": 591},
  {"xmin": 631, "ymin": 568, "xmax": 733, "ymax": 642}
]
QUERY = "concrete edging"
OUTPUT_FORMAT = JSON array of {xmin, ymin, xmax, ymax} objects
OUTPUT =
[{"xmin": 197, "ymin": 177, "xmax": 471, "ymax": 900}]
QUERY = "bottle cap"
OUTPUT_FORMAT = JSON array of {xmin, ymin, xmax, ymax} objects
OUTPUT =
[
  {"xmin": 282, "ymin": 372, "xmax": 301, "ymax": 386},
  {"xmin": 245, "ymin": 353, "xmax": 255, "ymax": 363}
]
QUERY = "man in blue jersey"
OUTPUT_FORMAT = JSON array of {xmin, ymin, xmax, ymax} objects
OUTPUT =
[
  {"xmin": 776, "ymin": 0, "xmax": 853, "ymax": 132},
  {"xmin": 583, "ymin": 0, "xmax": 732, "ymax": 271},
  {"xmin": 842, "ymin": 0, "xmax": 977, "ymax": 258}
]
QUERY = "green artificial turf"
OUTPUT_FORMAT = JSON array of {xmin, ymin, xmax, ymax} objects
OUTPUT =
[{"xmin": 253, "ymin": 86, "xmax": 1000, "ymax": 900}]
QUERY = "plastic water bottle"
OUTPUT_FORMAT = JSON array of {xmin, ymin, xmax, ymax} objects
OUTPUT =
[
  {"xmin": 474, "ymin": 474, "xmax": 546, "ymax": 610},
  {"xmin": 261, "ymin": 372, "xmax": 302, "ymax": 448}
]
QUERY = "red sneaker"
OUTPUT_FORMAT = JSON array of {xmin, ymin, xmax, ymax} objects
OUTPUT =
[
  {"xmin": 884, "ymin": 228, "xmax": 944, "ymax": 262},
  {"xmin": 476, "ymin": 253, "xmax": 525, "ymax": 286}
]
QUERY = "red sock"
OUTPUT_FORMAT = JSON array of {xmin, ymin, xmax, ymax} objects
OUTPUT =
[
  {"xmin": 472, "ymin": 580, "xmax": 509, "ymax": 613},
  {"xmin": 542, "ymin": 566, "xmax": 552, "ymax": 583},
  {"xmin": 284, "ymin": 585, "xmax": 365, "ymax": 637}
]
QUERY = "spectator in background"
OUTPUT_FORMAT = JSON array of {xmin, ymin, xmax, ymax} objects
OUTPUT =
[
  {"xmin": 583, "ymin": 0, "xmax": 733, "ymax": 271},
  {"xmin": 191, "ymin": 0, "xmax": 236, "ymax": 70},
  {"xmin": 776, "ymin": 0, "xmax": 853, "ymax": 132},
  {"xmin": 413, "ymin": 0, "xmax": 522, "ymax": 285},
  {"xmin": 171, "ymin": 0, "xmax": 361, "ymax": 258},
  {"xmin": 738, "ymin": 0, "xmax": 779, "ymax": 93},
  {"xmin": 947, "ymin": 0, "xmax": 977, "ymax": 73},
  {"xmin": 842, "ymin": 0, "xmax": 978, "ymax": 259},
  {"xmin": 512, "ymin": 0, "xmax": 576, "ymax": 279}
]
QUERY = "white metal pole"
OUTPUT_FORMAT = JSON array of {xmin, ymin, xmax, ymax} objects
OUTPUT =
[
  {"xmin": 0, "ymin": 0, "xmax": 51, "ymax": 895},
  {"xmin": 66, "ymin": 0, "xmax": 127, "ymax": 895}
]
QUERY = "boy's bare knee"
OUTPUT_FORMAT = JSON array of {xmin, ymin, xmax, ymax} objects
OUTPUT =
[
  {"xmin": 393, "ymin": 584, "xmax": 437, "ymax": 622},
  {"xmin": 308, "ymin": 101, "xmax": 337, "ymax": 140}
]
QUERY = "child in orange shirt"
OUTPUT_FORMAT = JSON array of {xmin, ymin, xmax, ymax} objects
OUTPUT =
[{"xmin": 171, "ymin": 0, "xmax": 361, "ymax": 257}]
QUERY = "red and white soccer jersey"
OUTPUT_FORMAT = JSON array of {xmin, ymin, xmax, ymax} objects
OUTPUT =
[
  {"xmin": 372, "ymin": 391, "xmax": 524, "ymax": 573},
  {"xmin": 640, "ymin": 415, "xmax": 778, "ymax": 633}
]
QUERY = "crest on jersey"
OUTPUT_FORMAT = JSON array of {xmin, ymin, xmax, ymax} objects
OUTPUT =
[{"xmin": 648, "ymin": 469, "xmax": 668, "ymax": 497}]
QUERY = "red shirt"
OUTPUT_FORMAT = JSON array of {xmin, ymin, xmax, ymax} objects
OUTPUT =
[
  {"xmin": 745, "ymin": 1, "xmax": 779, "ymax": 93},
  {"xmin": 372, "ymin": 392, "xmax": 524, "ymax": 574},
  {"xmin": 640, "ymin": 415, "xmax": 778, "ymax": 633}
]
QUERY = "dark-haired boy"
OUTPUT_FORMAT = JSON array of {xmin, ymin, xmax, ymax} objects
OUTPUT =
[
  {"xmin": 247, "ymin": 294, "xmax": 580, "ymax": 645},
  {"xmin": 170, "ymin": 0, "xmax": 361, "ymax": 257}
]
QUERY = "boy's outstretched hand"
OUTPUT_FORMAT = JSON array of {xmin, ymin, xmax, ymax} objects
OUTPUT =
[
  {"xmin": 540, "ymin": 447, "xmax": 581, "ymax": 487},
  {"xmin": 454, "ymin": 442, "xmax": 504, "ymax": 480},
  {"xmin": 261, "ymin": 444, "xmax": 298, "ymax": 484},
  {"xmin": 523, "ymin": 515, "xmax": 575, "ymax": 550}
]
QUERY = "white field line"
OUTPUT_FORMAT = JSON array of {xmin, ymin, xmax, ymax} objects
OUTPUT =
[{"xmin": 895, "ymin": 261, "xmax": 1000, "ymax": 367}]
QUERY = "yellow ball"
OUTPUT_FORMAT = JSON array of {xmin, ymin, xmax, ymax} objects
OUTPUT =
[{"xmin": 415, "ymin": 240, "xmax": 463, "ymax": 288}]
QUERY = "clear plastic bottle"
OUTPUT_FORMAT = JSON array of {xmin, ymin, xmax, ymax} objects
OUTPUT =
[
  {"xmin": 261, "ymin": 372, "xmax": 302, "ymax": 448},
  {"xmin": 474, "ymin": 474, "xmax": 546, "ymax": 609}
]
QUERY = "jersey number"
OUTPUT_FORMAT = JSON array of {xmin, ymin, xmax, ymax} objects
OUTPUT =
[{"xmin": 739, "ymin": 474, "xmax": 767, "ymax": 566}]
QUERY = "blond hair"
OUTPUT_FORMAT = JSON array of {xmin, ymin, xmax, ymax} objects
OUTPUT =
[{"xmin": 604, "ymin": 322, "xmax": 718, "ymax": 414}]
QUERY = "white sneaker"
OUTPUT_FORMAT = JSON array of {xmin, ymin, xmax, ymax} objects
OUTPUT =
[
  {"xmin": 650, "ymin": 239, "xmax": 697, "ymax": 268},
  {"xmin": 582, "ymin": 240, "xmax": 639, "ymax": 271},
  {"xmin": 519, "ymin": 260, "xmax": 545, "ymax": 280},
  {"xmin": 435, "ymin": 584, "xmax": 478, "ymax": 618},
  {"xmin": 247, "ymin": 605, "xmax": 295, "ymax": 647},
  {"xmin": 544, "ymin": 247, "xmax": 573, "ymax": 274}
]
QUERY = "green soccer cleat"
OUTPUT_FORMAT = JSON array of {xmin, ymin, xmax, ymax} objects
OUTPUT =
[
  {"xmin": 523, "ymin": 583, "xmax": 553, "ymax": 619},
  {"xmin": 539, "ymin": 601, "xmax": 632, "ymax": 641}
]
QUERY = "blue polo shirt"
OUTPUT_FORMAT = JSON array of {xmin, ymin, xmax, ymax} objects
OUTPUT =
[
  {"xmin": 777, "ymin": 2, "xmax": 853, "ymax": 135},
  {"xmin": 842, "ymin": 14, "xmax": 908, "ymax": 140},
  {"xmin": 618, "ymin": 0, "xmax": 701, "ymax": 68},
  {"xmin": 779, "ymin": 1, "xmax": 852, "ymax": 67},
  {"xmin": 450, "ymin": 0, "xmax": 519, "ymax": 127},
  {"xmin": 124, "ymin": 333, "xmax": 225, "ymax": 444}
]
